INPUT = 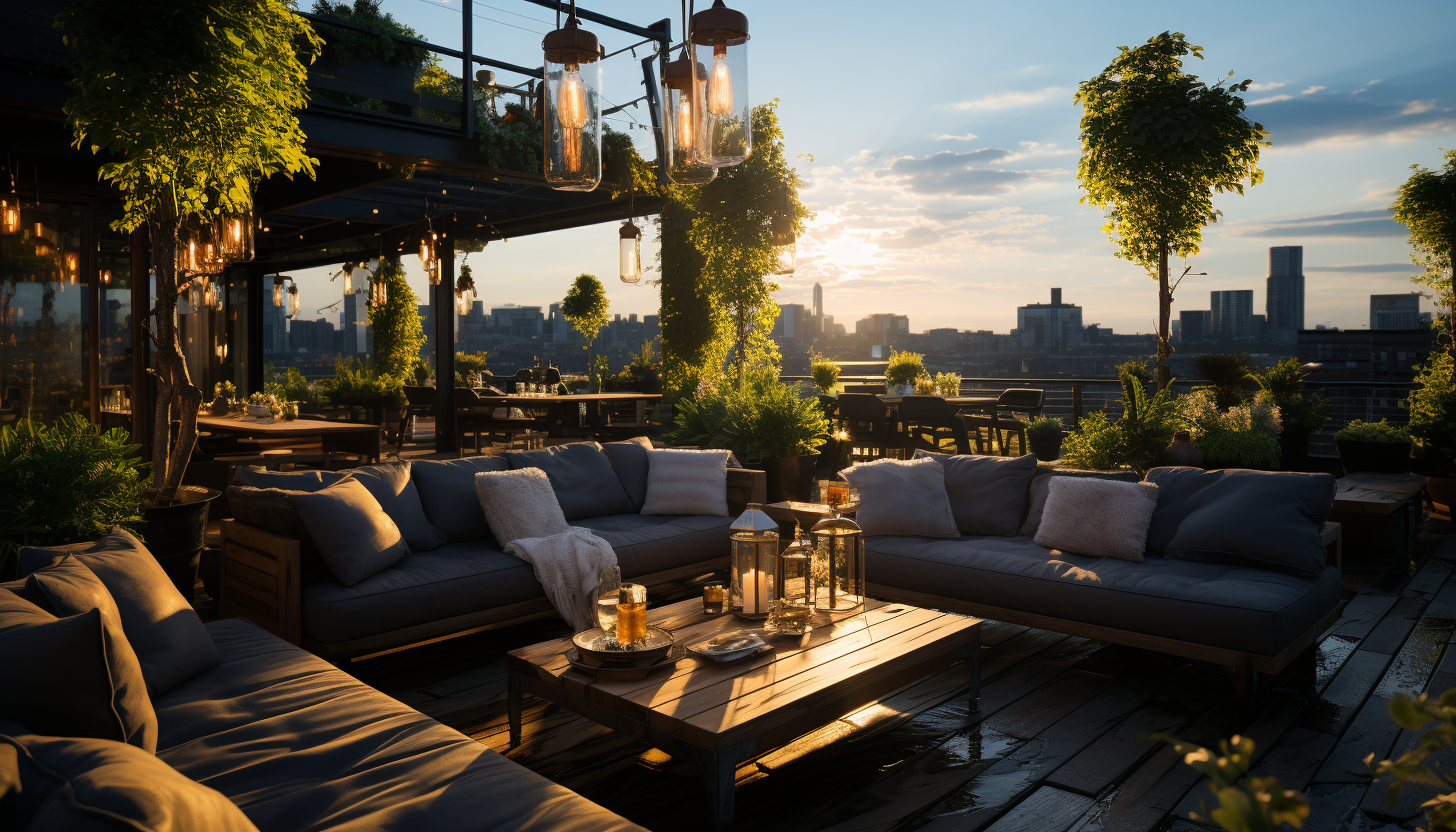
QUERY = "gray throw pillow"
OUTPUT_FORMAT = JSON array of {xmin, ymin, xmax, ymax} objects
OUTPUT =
[
  {"xmin": 474, "ymin": 468, "xmax": 570, "ymax": 546},
  {"xmin": 0, "ymin": 593, "xmax": 134, "ymax": 747},
  {"xmin": 0, "ymin": 722, "xmax": 260, "ymax": 832},
  {"xmin": 641, "ymin": 449, "xmax": 730, "ymax": 516},
  {"xmin": 349, "ymin": 461, "xmax": 447, "ymax": 552},
  {"xmin": 602, "ymin": 436, "xmax": 653, "ymax": 511},
  {"xmin": 233, "ymin": 467, "xmax": 345, "ymax": 492},
  {"xmin": 507, "ymin": 442, "xmax": 634, "ymax": 520},
  {"xmin": 1034, "ymin": 477, "xmax": 1160, "ymax": 561},
  {"xmin": 840, "ymin": 457, "xmax": 959, "ymax": 538},
  {"xmin": 290, "ymin": 479, "xmax": 409, "ymax": 587},
  {"xmin": 917, "ymin": 451, "xmax": 1038, "ymax": 536},
  {"xmin": 1019, "ymin": 468, "xmax": 1143, "ymax": 537},
  {"xmin": 1144, "ymin": 467, "xmax": 1336, "ymax": 578},
  {"xmin": 25, "ymin": 557, "xmax": 157, "ymax": 754},
  {"xmin": 19, "ymin": 530, "xmax": 220, "ymax": 697},
  {"xmin": 409, "ymin": 457, "xmax": 509, "ymax": 542}
]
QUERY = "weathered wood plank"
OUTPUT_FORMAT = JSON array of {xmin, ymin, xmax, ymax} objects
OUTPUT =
[
  {"xmin": 982, "ymin": 670, "xmax": 1113, "ymax": 740},
  {"xmin": 1324, "ymin": 593, "xmax": 1399, "ymax": 641},
  {"xmin": 1361, "ymin": 595, "xmax": 1430, "ymax": 656},
  {"xmin": 981, "ymin": 786, "xmax": 1096, "ymax": 832},
  {"xmin": 1046, "ymin": 700, "xmax": 1191, "ymax": 796}
]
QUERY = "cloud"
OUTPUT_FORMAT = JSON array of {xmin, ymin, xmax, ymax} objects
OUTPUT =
[
  {"xmin": 932, "ymin": 132, "xmax": 979, "ymax": 142},
  {"xmin": 1301, "ymin": 85, "xmax": 1326, "ymax": 95},
  {"xmin": 1250, "ymin": 94, "xmax": 1294, "ymax": 105},
  {"xmin": 1251, "ymin": 70, "xmax": 1456, "ymax": 147},
  {"xmin": 1306, "ymin": 263, "xmax": 1417, "ymax": 273},
  {"xmin": 871, "ymin": 149, "xmax": 1061, "ymax": 197},
  {"xmin": 876, "ymin": 226, "xmax": 944, "ymax": 250},
  {"xmin": 1225, "ymin": 209, "xmax": 1405, "ymax": 239},
  {"xmin": 1247, "ymin": 80, "xmax": 1291, "ymax": 92},
  {"xmin": 943, "ymin": 87, "xmax": 1068, "ymax": 111}
]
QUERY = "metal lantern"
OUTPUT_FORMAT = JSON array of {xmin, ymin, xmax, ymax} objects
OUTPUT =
[
  {"xmin": 730, "ymin": 502, "xmax": 779, "ymax": 618},
  {"xmin": 691, "ymin": 0, "xmax": 751, "ymax": 167},
  {"xmin": 420, "ymin": 234, "xmax": 439, "ymax": 284},
  {"xmin": 809, "ymin": 514, "xmax": 866, "ymax": 614},
  {"xmin": 662, "ymin": 47, "xmax": 716, "ymax": 185},
  {"xmin": 542, "ymin": 8, "xmax": 602, "ymax": 191},
  {"xmin": 0, "ymin": 198, "xmax": 19, "ymax": 235},
  {"xmin": 220, "ymin": 212, "xmax": 254, "ymax": 263},
  {"xmin": 618, "ymin": 220, "xmax": 641, "ymax": 283},
  {"xmin": 771, "ymin": 522, "xmax": 815, "ymax": 634}
]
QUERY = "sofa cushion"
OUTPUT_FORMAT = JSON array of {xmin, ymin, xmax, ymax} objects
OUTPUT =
[
  {"xmin": 1034, "ymin": 477, "xmax": 1160, "ymax": 562},
  {"xmin": 226, "ymin": 486, "xmax": 328, "ymax": 581},
  {"xmin": 0, "ymin": 592, "xmax": 133, "ymax": 747},
  {"xmin": 234, "ymin": 467, "xmax": 345, "ymax": 492},
  {"xmin": 641, "ymin": 449, "xmax": 730, "ymax": 516},
  {"xmin": 25, "ymin": 556, "xmax": 157, "ymax": 753},
  {"xmin": 1019, "ymin": 468, "xmax": 1142, "ymax": 537},
  {"xmin": 290, "ymin": 479, "xmax": 409, "ymax": 587},
  {"xmin": 841, "ymin": 457, "xmax": 959, "ymax": 538},
  {"xmin": 151, "ymin": 619, "xmax": 643, "ymax": 832},
  {"xmin": 410, "ymin": 457, "xmax": 509, "ymax": 542},
  {"xmin": 0, "ymin": 721, "xmax": 259, "ymax": 832},
  {"xmin": 866, "ymin": 534, "xmax": 1342, "ymax": 657},
  {"xmin": 507, "ymin": 442, "xmax": 634, "ymax": 520},
  {"xmin": 349, "ymin": 461, "xmax": 447, "ymax": 552},
  {"xmin": 475, "ymin": 468, "xmax": 570, "ymax": 545},
  {"xmin": 918, "ymin": 452, "xmax": 1038, "ymax": 536},
  {"xmin": 1144, "ymin": 467, "xmax": 1336, "ymax": 578},
  {"xmin": 20, "ymin": 530, "xmax": 220, "ymax": 697},
  {"xmin": 602, "ymin": 436, "xmax": 653, "ymax": 511},
  {"xmin": 574, "ymin": 513, "xmax": 733, "ymax": 577}
]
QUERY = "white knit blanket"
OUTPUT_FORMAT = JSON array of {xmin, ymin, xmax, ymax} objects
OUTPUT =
[{"xmin": 505, "ymin": 528, "xmax": 618, "ymax": 632}]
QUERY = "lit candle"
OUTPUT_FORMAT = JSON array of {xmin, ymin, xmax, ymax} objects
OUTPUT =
[{"xmin": 743, "ymin": 564, "xmax": 769, "ymax": 615}]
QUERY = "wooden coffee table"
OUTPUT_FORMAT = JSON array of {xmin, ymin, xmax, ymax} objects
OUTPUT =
[{"xmin": 506, "ymin": 597, "xmax": 981, "ymax": 830}]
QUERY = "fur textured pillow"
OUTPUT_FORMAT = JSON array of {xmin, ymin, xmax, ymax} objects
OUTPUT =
[
  {"xmin": 839, "ymin": 457, "xmax": 959, "ymax": 538},
  {"xmin": 475, "ymin": 468, "xmax": 570, "ymax": 545},
  {"xmin": 641, "ymin": 449, "xmax": 730, "ymax": 516},
  {"xmin": 1034, "ymin": 477, "xmax": 1160, "ymax": 561}
]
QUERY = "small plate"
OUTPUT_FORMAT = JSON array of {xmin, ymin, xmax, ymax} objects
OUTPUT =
[
  {"xmin": 572, "ymin": 626, "xmax": 675, "ymax": 667},
  {"xmin": 565, "ymin": 645, "xmax": 682, "ymax": 681},
  {"xmin": 687, "ymin": 630, "xmax": 770, "ymax": 663}
]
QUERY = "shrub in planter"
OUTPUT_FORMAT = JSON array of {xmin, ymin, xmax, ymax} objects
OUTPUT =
[
  {"xmin": 1061, "ymin": 373, "xmax": 1177, "ymax": 472},
  {"xmin": 1176, "ymin": 389, "xmax": 1282, "ymax": 469},
  {"xmin": 1191, "ymin": 353, "xmax": 1253, "ymax": 409},
  {"xmin": 884, "ymin": 350, "xmax": 924, "ymax": 395},
  {"xmin": 934, "ymin": 372, "xmax": 962, "ymax": 398},
  {"xmin": 1249, "ymin": 357, "xmax": 1329, "ymax": 471},
  {"xmin": 728, "ymin": 371, "xmax": 829, "ymax": 503},
  {"xmin": 1026, "ymin": 417, "xmax": 1064, "ymax": 461},
  {"xmin": 810, "ymin": 355, "xmax": 840, "ymax": 395},
  {"xmin": 1334, "ymin": 418, "xmax": 1412, "ymax": 475},
  {"xmin": 913, "ymin": 374, "xmax": 937, "ymax": 395}
]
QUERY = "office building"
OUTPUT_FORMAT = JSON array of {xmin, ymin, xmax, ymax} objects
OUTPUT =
[
  {"xmin": 489, "ymin": 305, "xmax": 544, "ymax": 340},
  {"xmin": 1265, "ymin": 246, "xmax": 1305, "ymax": 345},
  {"xmin": 339, "ymin": 290, "xmax": 370, "ymax": 356},
  {"xmin": 772, "ymin": 303, "xmax": 813, "ymax": 348},
  {"xmin": 289, "ymin": 318, "xmax": 335, "ymax": 354},
  {"xmin": 855, "ymin": 313, "xmax": 910, "ymax": 346},
  {"xmin": 1178, "ymin": 309, "xmax": 1211, "ymax": 344},
  {"xmin": 1210, "ymin": 290, "xmax": 1253, "ymax": 339},
  {"xmin": 1015, "ymin": 288, "xmax": 1083, "ymax": 353},
  {"xmin": 1371, "ymin": 293, "xmax": 1422, "ymax": 330},
  {"xmin": 261, "ymin": 275, "xmax": 290, "ymax": 357}
]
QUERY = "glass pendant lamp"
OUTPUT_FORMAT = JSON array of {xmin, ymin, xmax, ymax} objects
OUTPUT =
[
  {"xmin": 618, "ymin": 220, "xmax": 641, "ymax": 283},
  {"xmin": 662, "ymin": 47, "xmax": 716, "ymax": 185},
  {"xmin": 220, "ymin": 212, "xmax": 254, "ymax": 263},
  {"xmin": 287, "ymin": 283, "xmax": 300, "ymax": 316},
  {"xmin": 0, "ymin": 198, "xmax": 19, "ymax": 235},
  {"xmin": 691, "ymin": 0, "xmax": 751, "ymax": 167},
  {"xmin": 272, "ymin": 277, "xmax": 283, "ymax": 307},
  {"xmin": 542, "ymin": 7, "xmax": 602, "ymax": 191}
]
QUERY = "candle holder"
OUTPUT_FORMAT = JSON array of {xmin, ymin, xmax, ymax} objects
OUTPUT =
[
  {"xmin": 702, "ymin": 583, "xmax": 727, "ymax": 615},
  {"xmin": 810, "ymin": 514, "xmax": 866, "ymax": 615},
  {"xmin": 730, "ymin": 502, "xmax": 778, "ymax": 620},
  {"xmin": 770, "ymin": 522, "xmax": 815, "ymax": 634}
]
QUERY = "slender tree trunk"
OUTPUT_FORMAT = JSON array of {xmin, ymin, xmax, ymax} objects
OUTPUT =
[
  {"xmin": 147, "ymin": 211, "xmax": 202, "ymax": 502},
  {"xmin": 1156, "ymin": 243, "xmax": 1171, "ymax": 392}
]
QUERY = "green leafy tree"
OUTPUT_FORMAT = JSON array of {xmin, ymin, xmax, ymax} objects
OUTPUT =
[
  {"xmin": 1076, "ymin": 32, "xmax": 1267, "ymax": 390},
  {"xmin": 1369, "ymin": 687, "xmax": 1456, "ymax": 832},
  {"xmin": 1408, "ymin": 352, "xmax": 1456, "ymax": 475},
  {"xmin": 366, "ymin": 257, "xmax": 424, "ymax": 379},
  {"xmin": 1392, "ymin": 150, "xmax": 1456, "ymax": 348},
  {"xmin": 57, "ymin": 1, "xmax": 321, "ymax": 501},
  {"xmin": 659, "ymin": 191, "xmax": 724, "ymax": 391},
  {"xmin": 562, "ymin": 273, "xmax": 610, "ymax": 367}
]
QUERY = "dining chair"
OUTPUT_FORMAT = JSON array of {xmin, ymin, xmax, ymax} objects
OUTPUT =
[
  {"xmin": 964, "ymin": 388, "xmax": 1045, "ymax": 456},
  {"xmin": 835, "ymin": 394, "xmax": 909, "ymax": 462},
  {"xmin": 897, "ymin": 395, "xmax": 977, "ymax": 456},
  {"xmin": 398, "ymin": 385, "xmax": 436, "ymax": 452}
]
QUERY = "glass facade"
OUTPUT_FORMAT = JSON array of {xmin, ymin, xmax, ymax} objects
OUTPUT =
[{"xmin": 97, "ymin": 206, "xmax": 134, "ymax": 431}]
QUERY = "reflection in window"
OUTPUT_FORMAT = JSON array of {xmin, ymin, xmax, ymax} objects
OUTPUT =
[{"xmin": 98, "ymin": 207, "xmax": 133, "ymax": 430}]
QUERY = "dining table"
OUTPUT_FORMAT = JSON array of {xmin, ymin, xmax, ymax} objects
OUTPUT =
[
  {"xmin": 196, "ymin": 414, "xmax": 382, "ymax": 464},
  {"xmin": 473, "ymin": 391, "xmax": 662, "ymax": 438},
  {"xmin": 875, "ymin": 394, "xmax": 1000, "ymax": 414}
]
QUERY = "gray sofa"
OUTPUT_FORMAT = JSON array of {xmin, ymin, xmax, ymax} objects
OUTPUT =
[
  {"xmin": 866, "ymin": 463, "xmax": 1344, "ymax": 695},
  {"xmin": 221, "ymin": 440, "xmax": 765, "ymax": 661}
]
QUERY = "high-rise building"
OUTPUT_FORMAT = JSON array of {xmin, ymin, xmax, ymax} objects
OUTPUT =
[
  {"xmin": 339, "ymin": 290, "xmax": 370, "ymax": 356},
  {"xmin": 1266, "ymin": 246, "xmax": 1305, "ymax": 345},
  {"xmin": 261, "ymin": 275, "xmax": 290, "ymax": 357},
  {"xmin": 1178, "ymin": 309, "xmax": 1211, "ymax": 344},
  {"xmin": 1371, "ymin": 293, "xmax": 1422, "ymax": 329},
  {"xmin": 489, "ymin": 305, "xmax": 544, "ymax": 340},
  {"xmin": 812, "ymin": 282, "xmax": 823, "ymax": 320},
  {"xmin": 771, "ymin": 303, "xmax": 812, "ymax": 348},
  {"xmin": 855, "ymin": 313, "xmax": 909, "ymax": 346},
  {"xmin": 1210, "ymin": 290, "xmax": 1254, "ymax": 339},
  {"xmin": 1015, "ymin": 288, "xmax": 1083, "ymax": 353},
  {"xmin": 289, "ymin": 318, "xmax": 336, "ymax": 354}
]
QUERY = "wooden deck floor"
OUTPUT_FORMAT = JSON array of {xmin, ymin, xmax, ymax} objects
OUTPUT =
[{"xmin": 346, "ymin": 520, "xmax": 1456, "ymax": 832}]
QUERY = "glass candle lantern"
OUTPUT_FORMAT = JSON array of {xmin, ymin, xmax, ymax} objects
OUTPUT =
[
  {"xmin": 1, "ymin": 198, "xmax": 19, "ymax": 235},
  {"xmin": 691, "ymin": 0, "xmax": 751, "ymax": 167},
  {"xmin": 771, "ymin": 523, "xmax": 815, "ymax": 634},
  {"xmin": 618, "ymin": 220, "xmax": 641, "ymax": 283},
  {"xmin": 810, "ymin": 515, "xmax": 866, "ymax": 614},
  {"xmin": 702, "ymin": 583, "xmax": 727, "ymax": 615},
  {"xmin": 730, "ymin": 503, "xmax": 778, "ymax": 618},
  {"xmin": 662, "ymin": 48, "xmax": 716, "ymax": 185},
  {"xmin": 219, "ymin": 212, "xmax": 254, "ymax": 263},
  {"xmin": 542, "ymin": 12, "xmax": 602, "ymax": 191}
]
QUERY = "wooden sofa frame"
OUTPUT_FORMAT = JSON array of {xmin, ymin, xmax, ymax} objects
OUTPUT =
[
  {"xmin": 867, "ymin": 521, "xmax": 1345, "ymax": 698},
  {"xmin": 220, "ymin": 467, "xmax": 766, "ymax": 663}
]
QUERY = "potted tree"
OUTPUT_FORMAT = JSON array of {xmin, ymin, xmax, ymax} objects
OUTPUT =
[
  {"xmin": 1026, "ymin": 417, "xmax": 1065, "ymax": 462},
  {"xmin": 58, "ymin": 1, "xmax": 321, "ymax": 598},
  {"xmin": 728, "ymin": 371, "xmax": 829, "ymax": 503},
  {"xmin": 1406, "ymin": 352, "xmax": 1456, "ymax": 507},
  {"xmin": 884, "ymin": 350, "xmax": 924, "ymax": 397},
  {"xmin": 1334, "ymin": 419, "xmax": 1412, "ymax": 475},
  {"xmin": 561, "ymin": 274, "xmax": 610, "ymax": 391},
  {"xmin": 811, "ymin": 355, "xmax": 840, "ymax": 396}
]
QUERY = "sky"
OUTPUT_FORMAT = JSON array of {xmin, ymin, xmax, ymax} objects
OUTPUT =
[{"xmin": 292, "ymin": 0, "xmax": 1456, "ymax": 336}]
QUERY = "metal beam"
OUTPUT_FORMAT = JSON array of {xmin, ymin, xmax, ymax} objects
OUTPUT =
[
  {"xmin": 434, "ymin": 250, "xmax": 457, "ymax": 453},
  {"xmin": 462, "ymin": 0, "xmax": 475, "ymax": 140},
  {"xmin": 521, "ymin": 1, "xmax": 671, "ymax": 43}
]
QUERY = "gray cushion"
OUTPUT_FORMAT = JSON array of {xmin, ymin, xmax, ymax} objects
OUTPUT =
[
  {"xmin": 290, "ymin": 479, "xmax": 410, "ymax": 587},
  {"xmin": 26, "ymin": 556, "xmax": 157, "ymax": 753},
  {"xmin": 234, "ymin": 467, "xmax": 344, "ymax": 492},
  {"xmin": 507, "ymin": 442, "xmax": 634, "ymax": 521},
  {"xmin": 475, "ymin": 468, "xmax": 570, "ymax": 546},
  {"xmin": 918, "ymin": 452, "xmax": 1038, "ymax": 536},
  {"xmin": 641, "ymin": 449, "xmax": 730, "ymax": 516},
  {"xmin": 1019, "ymin": 468, "xmax": 1142, "ymax": 537},
  {"xmin": 225, "ymin": 486, "xmax": 329, "ymax": 582},
  {"xmin": 20, "ymin": 530, "xmax": 220, "ymax": 697},
  {"xmin": 410, "ymin": 457, "xmax": 509, "ymax": 542},
  {"xmin": 152, "ymin": 619, "xmax": 643, "ymax": 832},
  {"xmin": 840, "ymin": 457, "xmax": 959, "ymax": 538},
  {"xmin": 0, "ymin": 722, "xmax": 259, "ymax": 832},
  {"xmin": 575, "ymin": 513, "xmax": 733, "ymax": 577},
  {"xmin": 602, "ymin": 437, "xmax": 653, "ymax": 511},
  {"xmin": 866, "ymin": 534, "xmax": 1343, "ymax": 657},
  {"xmin": 1144, "ymin": 467, "xmax": 1336, "ymax": 578},
  {"xmin": 349, "ymin": 461, "xmax": 447, "ymax": 552},
  {"xmin": 1033, "ymin": 477, "xmax": 1160, "ymax": 562}
]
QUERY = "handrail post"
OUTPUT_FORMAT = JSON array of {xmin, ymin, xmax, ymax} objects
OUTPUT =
[
  {"xmin": 1072, "ymin": 383, "xmax": 1082, "ymax": 428},
  {"xmin": 462, "ymin": 0, "xmax": 474, "ymax": 139}
]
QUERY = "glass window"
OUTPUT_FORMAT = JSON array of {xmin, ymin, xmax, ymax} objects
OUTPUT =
[{"xmin": 98, "ymin": 207, "xmax": 134, "ymax": 430}]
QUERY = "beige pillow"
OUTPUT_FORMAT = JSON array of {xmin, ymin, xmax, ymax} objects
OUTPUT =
[
  {"xmin": 1034, "ymin": 477, "xmax": 1160, "ymax": 561},
  {"xmin": 839, "ymin": 457, "xmax": 959, "ymax": 538},
  {"xmin": 475, "ymin": 468, "xmax": 570, "ymax": 545},
  {"xmin": 641, "ymin": 449, "xmax": 730, "ymax": 516}
]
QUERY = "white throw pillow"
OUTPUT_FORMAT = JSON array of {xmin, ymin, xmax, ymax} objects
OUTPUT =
[
  {"xmin": 475, "ymin": 468, "xmax": 570, "ymax": 546},
  {"xmin": 1034, "ymin": 477, "xmax": 1160, "ymax": 561},
  {"xmin": 641, "ymin": 449, "xmax": 730, "ymax": 516},
  {"xmin": 839, "ymin": 457, "xmax": 959, "ymax": 538}
]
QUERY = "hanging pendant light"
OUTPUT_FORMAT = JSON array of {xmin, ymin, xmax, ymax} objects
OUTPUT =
[
  {"xmin": 542, "ymin": 3, "xmax": 602, "ymax": 191},
  {"xmin": 691, "ymin": 0, "xmax": 751, "ymax": 167},
  {"xmin": 455, "ymin": 263, "xmax": 476, "ymax": 315},
  {"xmin": 0, "ymin": 198, "xmax": 18, "ymax": 235},
  {"xmin": 287, "ymin": 283, "xmax": 300, "ymax": 316},
  {"xmin": 220, "ymin": 211, "xmax": 254, "ymax": 263},
  {"xmin": 101, "ymin": 267, "xmax": 112, "ymax": 285},
  {"xmin": 663, "ymin": 47, "xmax": 716, "ymax": 185},
  {"xmin": 619, "ymin": 220, "xmax": 642, "ymax": 283}
]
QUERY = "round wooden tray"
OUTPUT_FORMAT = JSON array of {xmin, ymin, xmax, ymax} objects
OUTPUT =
[{"xmin": 564, "ymin": 645, "xmax": 683, "ymax": 682}]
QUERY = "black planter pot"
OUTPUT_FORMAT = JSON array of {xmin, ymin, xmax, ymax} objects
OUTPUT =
[
  {"xmin": 1279, "ymin": 430, "xmax": 1311, "ymax": 472},
  {"xmin": 141, "ymin": 485, "xmax": 220, "ymax": 602},
  {"xmin": 765, "ymin": 455, "xmax": 818, "ymax": 503},
  {"xmin": 1335, "ymin": 439, "xmax": 1412, "ymax": 475},
  {"xmin": 1028, "ymin": 432, "xmax": 1063, "ymax": 462}
]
